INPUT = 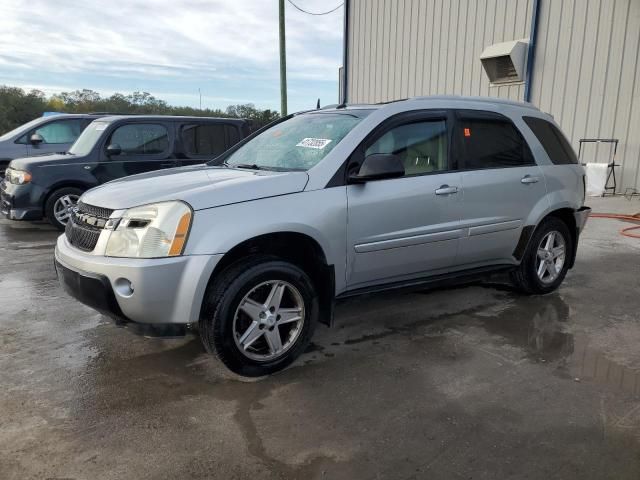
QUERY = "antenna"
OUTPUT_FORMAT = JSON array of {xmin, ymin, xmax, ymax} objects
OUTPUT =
[{"xmin": 316, "ymin": 98, "xmax": 320, "ymax": 109}]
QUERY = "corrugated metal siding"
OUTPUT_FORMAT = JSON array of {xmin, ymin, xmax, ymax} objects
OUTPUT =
[
  {"xmin": 530, "ymin": 0, "xmax": 640, "ymax": 192},
  {"xmin": 347, "ymin": 0, "xmax": 640, "ymax": 192},
  {"xmin": 347, "ymin": 0, "xmax": 532, "ymax": 103}
]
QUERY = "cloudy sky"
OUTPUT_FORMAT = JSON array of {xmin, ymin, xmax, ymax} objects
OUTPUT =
[{"xmin": 0, "ymin": 0, "xmax": 344, "ymax": 112}]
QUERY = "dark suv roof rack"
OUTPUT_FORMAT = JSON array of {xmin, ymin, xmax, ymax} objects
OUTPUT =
[{"xmin": 87, "ymin": 112, "xmax": 142, "ymax": 115}]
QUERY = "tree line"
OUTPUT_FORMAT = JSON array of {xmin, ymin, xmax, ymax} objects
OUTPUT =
[{"xmin": 0, "ymin": 86, "xmax": 280, "ymax": 135}]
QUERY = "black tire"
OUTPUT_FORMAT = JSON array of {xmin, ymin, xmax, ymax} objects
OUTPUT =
[
  {"xmin": 199, "ymin": 255, "xmax": 319, "ymax": 377},
  {"xmin": 44, "ymin": 187, "xmax": 83, "ymax": 231},
  {"xmin": 511, "ymin": 216, "xmax": 573, "ymax": 295}
]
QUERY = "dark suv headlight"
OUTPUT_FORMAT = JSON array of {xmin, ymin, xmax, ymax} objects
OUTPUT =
[{"xmin": 5, "ymin": 167, "xmax": 32, "ymax": 185}]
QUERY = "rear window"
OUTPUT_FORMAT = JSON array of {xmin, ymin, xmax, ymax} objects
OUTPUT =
[
  {"xmin": 456, "ymin": 115, "xmax": 533, "ymax": 169},
  {"xmin": 523, "ymin": 116, "xmax": 578, "ymax": 165},
  {"xmin": 181, "ymin": 123, "xmax": 240, "ymax": 157}
]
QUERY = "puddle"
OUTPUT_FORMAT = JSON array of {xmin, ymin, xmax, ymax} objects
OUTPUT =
[{"xmin": 475, "ymin": 292, "xmax": 640, "ymax": 397}]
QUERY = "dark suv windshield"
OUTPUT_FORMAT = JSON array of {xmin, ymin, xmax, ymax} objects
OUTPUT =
[
  {"xmin": 216, "ymin": 111, "xmax": 370, "ymax": 171},
  {"xmin": 68, "ymin": 121, "xmax": 110, "ymax": 156}
]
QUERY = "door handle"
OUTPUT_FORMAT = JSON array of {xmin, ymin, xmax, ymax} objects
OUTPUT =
[
  {"xmin": 521, "ymin": 175, "xmax": 540, "ymax": 184},
  {"xmin": 435, "ymin": 185, "xmax": 458, "ymax": 195}
]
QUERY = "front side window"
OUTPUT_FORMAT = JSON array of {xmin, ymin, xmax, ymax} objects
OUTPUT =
[
  {"xmin": 365, "ymin": 120, "xmax": 448, "ymax": 175},
  {"xmin": 182, "ymin": 124, "xmax": 240, "ymax": 157},
  {"xmin": 33, "ymin": 119, "xmax": 85, "ymax": 144},
  {"xmin": 456, "ymin": 116, "xmax": 533, "ymax": 169},
  {"xmin": 218, "ymin": 112, "xmax": 369, "ymax": 171},
  {"xmin": 523, "ymin": 116, "xmax": 578, "ymax": 165},
  {"xmin": 108, "ymin": 124, "xmax": 169, "ymax": 156}
]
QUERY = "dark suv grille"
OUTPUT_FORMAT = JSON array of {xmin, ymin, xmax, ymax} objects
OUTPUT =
[{"xmin": 65, "ymin": 202, "xmax": 114, "ymax": 252}]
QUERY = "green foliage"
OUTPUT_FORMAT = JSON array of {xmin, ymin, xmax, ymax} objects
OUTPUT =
[
  {"xmin": 0, "ymin": 85, "xmax": 280, "ymax": 135},
  {"xmin": 0, "ymin": 86, "xmax": 47, "ymax": 135}
]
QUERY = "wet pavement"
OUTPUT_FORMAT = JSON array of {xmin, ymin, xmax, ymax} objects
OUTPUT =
[{"xmin": 1, "ymin": 197, "xmax": 640, "ymax": 479}]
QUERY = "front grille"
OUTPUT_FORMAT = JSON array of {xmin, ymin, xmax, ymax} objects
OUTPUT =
[
  {"xmin": 65, "ymin": 220, "xmax": 102, "ymax": 252},
  {"xmin": 65, "ymin": 202, "xmax": 114, "ymax": 252},
  {"xmin": 76, "ymin": 201, "xmax": 113, "ymax": 219}
]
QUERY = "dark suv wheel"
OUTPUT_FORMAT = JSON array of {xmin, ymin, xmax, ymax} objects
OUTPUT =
[
  {"xmin": 511, "ymin": 216, "xmax": 573, "ymax": 294},
  {"xmin": 45, "ymin": 187, "xmax": 83, "ymax": 231},
  {"xmin": 199, "ymin": 255, "xmax": 318, "ymax": 377}
]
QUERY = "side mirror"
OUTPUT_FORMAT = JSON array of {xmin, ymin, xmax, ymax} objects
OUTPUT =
[
  {"xmin": 29, "ymin": 133, "xmax": 44, "ymax": 145},
  {"xmin": 349, "ymin": 153, "xmax": 405, "ymax": 183},
  {"xmin": 106, "ymin": 144, "xmax": 122, "ymax": 156}
]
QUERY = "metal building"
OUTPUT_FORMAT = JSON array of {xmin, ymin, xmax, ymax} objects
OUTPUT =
[{"xmin": 342, "ymin": 0, "xmax": 640, "ymax": 193}]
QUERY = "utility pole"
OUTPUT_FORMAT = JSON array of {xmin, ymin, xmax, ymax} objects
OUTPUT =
[{"xmin": 279, "ymin": 0, "xmax": 288, "ymax": 116}]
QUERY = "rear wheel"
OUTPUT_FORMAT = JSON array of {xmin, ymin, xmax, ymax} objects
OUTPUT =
[
  {"xmin": 511, "ymin": 217, "xmax": 573, "ymax": 294},
  {"xmin": 45, "ymin": 187, "xmax": 82, "ymax": 231},
  {"xmin": 199, "ymin": 255, "xmax": 318, "ymax": 377}
]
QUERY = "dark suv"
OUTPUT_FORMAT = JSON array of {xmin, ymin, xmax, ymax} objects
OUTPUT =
[
  {"xmin": 0, "ymin": 113, "xmax": 105, "ymax": 176},
  {"xmin": 1, "ymin": 115, "xmax": 250, "ymax": 229}
]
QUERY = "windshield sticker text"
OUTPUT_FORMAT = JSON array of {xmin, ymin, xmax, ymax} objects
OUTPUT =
[{"xmin": 296, "ymin": 138, "xmax": 332, "ymax": 150}]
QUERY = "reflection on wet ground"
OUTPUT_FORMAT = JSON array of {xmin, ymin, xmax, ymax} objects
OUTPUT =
[
  {"xmin": 472, "ymin": 292, "xmax": 640, "ymax": 397},
  {"xmin": 1, "ymin": 217, "xmax": 640, "ymax": 479}
]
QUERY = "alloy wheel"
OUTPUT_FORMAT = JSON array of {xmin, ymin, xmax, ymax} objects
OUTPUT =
[
  {"xmin": 536, "ymin": 230, "xmax": 566, "ymax": 284},
  {"xmin": 232, "ymin": 280, "xmax": 305, "ymax": 361},
  {"xmin": 53, "ymin": 194, "xmax": 79, "ymax": 225}
]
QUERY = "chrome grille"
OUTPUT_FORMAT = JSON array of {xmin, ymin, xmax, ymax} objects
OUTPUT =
[
  {"xmin": 76, "ymin": 201, "xmax": 114, "ymax": 220},
  {"xmin": 65, "ymin": 202, "xmax": 114, "ymax": 252}
]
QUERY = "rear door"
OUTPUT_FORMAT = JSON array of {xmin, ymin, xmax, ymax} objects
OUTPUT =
[
  {"xmin": 25, "ymin": 118, "xmax": 88, "ymax": 155},
  {"xmin": 346, "ymin": 110, "xmax": 464, "ymax": 289},
  {"xmin": 91, "ymin": 121, "xmax": 176, "ymax": 183},
  {"xmin": 178, "ymin": 122, "xmax": 242, "ymax": 166},
  {"xmin": 452, "ymin": 110, "xmax": 547, "ymax": 268}
]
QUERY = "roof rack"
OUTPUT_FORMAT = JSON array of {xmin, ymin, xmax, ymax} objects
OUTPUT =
[{"xmin": 87, "ymin": 112, "xmax": 142, "ymax": 115}]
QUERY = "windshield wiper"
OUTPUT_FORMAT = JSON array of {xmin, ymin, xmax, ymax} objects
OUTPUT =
[{"xmin": 231, "ymin": 163, "xmax": 263, "ymax": 170}]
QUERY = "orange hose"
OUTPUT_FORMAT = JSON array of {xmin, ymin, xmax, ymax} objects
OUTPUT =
[{"xmin": 589, "ymin": 212, "xmax": 640, "ymax": 238}]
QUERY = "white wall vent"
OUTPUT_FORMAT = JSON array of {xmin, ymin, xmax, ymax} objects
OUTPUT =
[{"xmin": 480, "ymin": 39, "xmax": 529, "ymax": 85}]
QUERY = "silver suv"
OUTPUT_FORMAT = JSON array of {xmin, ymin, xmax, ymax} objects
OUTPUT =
[{"xmin": 55, "ymin": 96, "xmax": 590, "ymax": 376}]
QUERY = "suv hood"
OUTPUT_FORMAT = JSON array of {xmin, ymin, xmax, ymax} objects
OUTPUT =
[
  {"xmin": 10, "ymin": 153, "xmax": 81, "ymax": 169},
  {"xmin": 81, "ymin": 165, "xmax": 310, "ymax": 211}
]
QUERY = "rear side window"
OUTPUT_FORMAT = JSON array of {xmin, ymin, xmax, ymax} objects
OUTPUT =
[
  {"xmin": 523, "ymin": 116, "xmax": 578, "ymax": 164},
  {"xmin": 182, "ymin": 123, "xmax": 240, "ymax": 157},
  {"xmin": 456, "ymin": 114, "xmax": 533, "ymax": 169},
  {"xmin": 109, "ymin": 124, "xmax": 169, "ymax": 155}
]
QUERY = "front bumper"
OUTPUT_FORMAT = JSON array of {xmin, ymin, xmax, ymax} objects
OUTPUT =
[
  {"xmin": 55, "ymin": 234, "xmax": 222, "ymax": 324},
  {"xmin": 0, "ymin": 180, "xmax": 44, "ymax": 220},
  {"xmin": 574, "ymin": 206, "xmax": 591, "ymax": 232}
]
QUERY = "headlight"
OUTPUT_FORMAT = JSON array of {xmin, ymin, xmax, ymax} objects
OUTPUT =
[
  {"xmin": 5, "ymin": 167, "xmax": 32, "ymax": 185},
  {"xmin": 105, "ymin": 201, "xmax": 192, "ymax": 258}
]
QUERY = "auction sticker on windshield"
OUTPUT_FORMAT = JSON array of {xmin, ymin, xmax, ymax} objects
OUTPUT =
[{"xmin": 296, "ymin": 138, "xmax": 332, "ymax": 149}]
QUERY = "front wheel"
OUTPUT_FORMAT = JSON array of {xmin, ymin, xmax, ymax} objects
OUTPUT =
[
  {"xmin": 199, "ymin": 255, "xmax": 318, "ymax": 377},
  {"xmin": 45, "ymin": 187, "xmax": 83, "ymax": 231},
  {"xmin": 511, "ymin": 217, "xmax": 573, "ymax": 294}
]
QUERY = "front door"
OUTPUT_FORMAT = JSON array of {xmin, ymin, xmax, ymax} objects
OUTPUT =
[
  {"xmin": 91, "ymin": 122, "xmax": 177, "ymax": 184},
  {"xmin": 452, "ymin": 110, "xmax": 547, "ymax": 268},
  {"xmin": 346, "ymin": 111, "xmax": 463, "ymax": 289}
]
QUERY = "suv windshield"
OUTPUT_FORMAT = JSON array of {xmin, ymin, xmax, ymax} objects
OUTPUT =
[
  {"xmin": 68, "ymin": 121, "xmax": 110, "ymax": 156},
  {"xmin": 0, "ymin": 117, "xmax": 46, "ymax": 141},
  {"xmin": 215, "ymin": 111, "xmax": 370, "ymax": 171}
]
